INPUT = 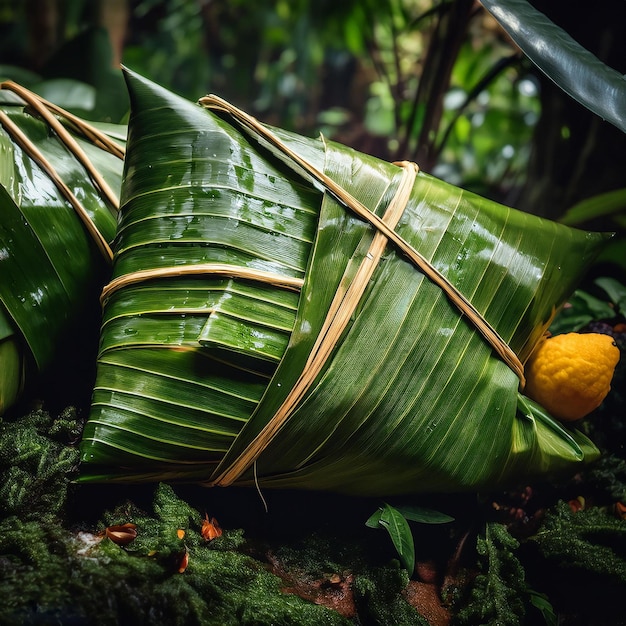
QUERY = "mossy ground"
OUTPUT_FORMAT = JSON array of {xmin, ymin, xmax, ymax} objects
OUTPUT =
[
  {"xmin": 0, "ymin": 405, "xmax": 436, "ymax": 625},
  {"xmin": 1, "ymin": 318, "xmax": 625, "ymax": 626}
]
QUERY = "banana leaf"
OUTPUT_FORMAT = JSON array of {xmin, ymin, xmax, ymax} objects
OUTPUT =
[
  {"xmin": 79, "ymin": 70, "xmax": 608, "ymax": 495},
  {"xmin": 0, "ymin": 82, "xmax": 125, "ymax": 413}
]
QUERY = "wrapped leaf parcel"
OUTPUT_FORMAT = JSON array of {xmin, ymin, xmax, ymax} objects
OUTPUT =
[
  {"xmin": 0, "ymin": 83, "xmax": 125, "ymax": 413},
  {"xmin": 80, "ymin": 70, "xmax": 607, "ymax": 495}
]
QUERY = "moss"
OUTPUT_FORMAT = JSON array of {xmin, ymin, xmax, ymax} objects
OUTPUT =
[
  {"xmin": 7, "ymin": 402, "xmax": 626, "ymax": 625},
  {"xmin": 0, "ymin": 407, "xmax": 81, "ymax": 520},
  {"xmin": 269, "ymin": 532, "xmax": 429, "ymax": 625},
  {"xmin": 0, "ymin": 475, "xmax": 352, "ymax": 625},
  {"xmin": 0, "ymin": 405, "xmax": 442, "ymax": 624},
  {"xmin": 353, "ymin": 563, "xmax": 429, "ymax": 626},
  {"xmin": 521, "ymin": 501, "xmax": 626, "ymax": 626},
  {"xmin": 583, "ymin": 454, "xmax": 626, "ymax": 503},
  {"xmin": 0, "ymin": 516, "xmax": 74, "ymax": 618},
  {"xmin": 528, "ymin": 501, "xmax": 626, "ymax": 579},
  {"xmin": 451, "ymin": 522, "xmax": 527, "ymax": 626},
  {"xmin": 0, "ymin": 410, "xmax": 355, "ymax": 624}
]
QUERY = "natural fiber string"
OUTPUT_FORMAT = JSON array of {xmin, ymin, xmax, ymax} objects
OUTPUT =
[
  {"xmin": 1, "ymin": 81, "xmax": 123, "ymax": 209},
  {"xmin": 101, "ymin": 264, "xmax": 304, "ymax": 305},
  {"xmin": 209, "ymin": 161, "xmax": 418, "ymax": 488},
  {"xmin": 1, "ymin": 82, "xmax": 125, "ymax": 159},
  {"xmin": 253, "ymin": 461, "xmax": 269, "ymax": 513},
  {"xmin": 41, "ymin": 99, "xmax": 125, "ymax": 160},
  {"xmin": 200, "ymin": 94, "xmax": 525, "ymax": 387},
  {"xmin": 0, "ymin": 81, "xmax": 124, "ymax": 262},
  {"xmin": 0, "ymin": 107, "xmax": 113, "ymax": 262}
]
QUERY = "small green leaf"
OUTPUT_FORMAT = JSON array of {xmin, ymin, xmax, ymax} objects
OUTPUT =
[
  {"xmin": 560, "ymin": 188, "xmax": 626, "ymax": 226},
  {"xmin": 379, "ymin": 503, "xmax": 415, "ymax": 574},
  {"xmin": 594, "ymin": 277, "xmax": 626, "ymax": 314},
  {"xmin": 365, "ymin": 507, "xmax": 384, "ymax": 529},
  {"xmin": 527, "ymin": 588, "xmax": 558, "ymax": 626},
  {"xmin": 394, "ymin": 505, "xmax": 454, "ymax": 524},
  {"xmin": 549, "ymin": 289, "xmax": 616, "ymax": 334}
]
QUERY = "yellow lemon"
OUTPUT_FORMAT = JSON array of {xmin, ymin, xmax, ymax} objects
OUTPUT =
[{"xmin": 524, "ymin": 332, "xmax": 620, "ymax": 421}]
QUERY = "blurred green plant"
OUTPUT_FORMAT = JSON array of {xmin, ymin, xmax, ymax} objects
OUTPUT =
[
  {"xmin": 123, "ymin": 0, "xmax": 211, "ymax": 101},
  {"xmin": 3, "ymin": 0, "xmax": 623, "ymax": 226},
  {"xmin": 560, "ymin": 189, "xmax": 626, "ymax": 231},
  {"xmin": 549, "ymin": 277, "xmax": 625, "ymax": 335},
  {"xmin": 0, "ymin": 0, "xmax": 128, "ymax": 122},
  {"xmin": 0, "ymin": 0, "xmax": 541, "ymax": 201},
  {"xmin": 559, "ymin": 190, "xmax": 626, "ymax": 277}
]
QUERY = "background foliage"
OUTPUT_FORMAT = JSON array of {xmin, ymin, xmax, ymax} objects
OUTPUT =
[{"xmin": 1, "ymin": 0, "xmax": 625, "ymax": 243}]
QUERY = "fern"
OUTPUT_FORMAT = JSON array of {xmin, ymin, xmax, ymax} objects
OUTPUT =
[
  {"xmin": 528, "ymin": 500, "xmax": 626, "ymax": 581},
  {"xmin": 452, "ymin": 522, "xmax": 526, "ymax": 626}
]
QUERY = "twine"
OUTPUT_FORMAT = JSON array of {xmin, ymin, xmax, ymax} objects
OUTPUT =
[
  {"xmin": 200, "ymin": 94, "xmax": 525, "ymax": 387},
  {"xmin": 0, "ymin": 81, "xmax": 124, "ymax": 262},
  {"xmin": 209, "ymin": 160, "xmax": 419, "ymax": 487},
  {"xmin": 101, "ymin": 264, "xmax": 304, "ymax": 305},
  {"xmin": 196, "ymin": 94, "xmax": 525, "ymax": 487},
  {"xmin": 96, "ymin": 92, "xmax": 525, "ymax": 489}
]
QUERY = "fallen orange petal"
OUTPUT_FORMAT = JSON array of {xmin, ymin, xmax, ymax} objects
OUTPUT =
[
  {"xmin": 201, "ymin": 514, "xmax": 222, "ymax": 541},
  {"xmin": 568, "ymin": 496, "xmax": 585, "ymax": 513},
  {"xmin": 178, "ymin": 548, "xmax": 189, "ymax": 574},
  {"xmin": 105, "ymin": 523, "xmax": 138, "ymax": 546}
]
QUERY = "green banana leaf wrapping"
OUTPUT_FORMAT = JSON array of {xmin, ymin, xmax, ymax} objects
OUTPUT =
[
  {"xmin": 0, "ymin": 84, "xmax": 124, "ymax": 413},
  {"xmin": 79, "ymin": 70, "xmax": 607, "ymax": 495}
]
